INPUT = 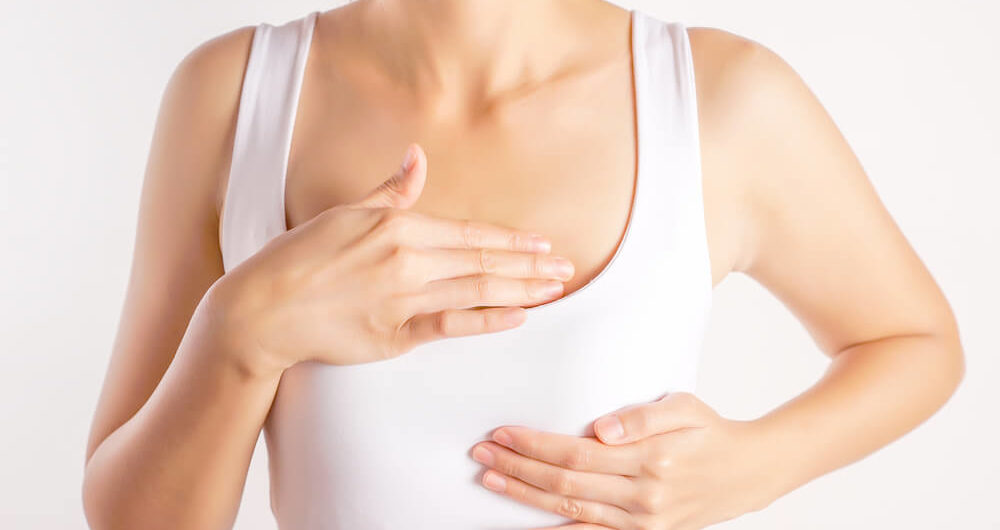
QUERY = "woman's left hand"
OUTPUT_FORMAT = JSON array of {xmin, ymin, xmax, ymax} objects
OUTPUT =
[{"xmin": 470, "ymin": 392, "xmax": 785, "ymax": 530}]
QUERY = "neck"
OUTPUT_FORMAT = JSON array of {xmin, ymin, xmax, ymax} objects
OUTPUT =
[{"xmin": 353, "ymin": 0, "xmax": 619, "ymax": 116}]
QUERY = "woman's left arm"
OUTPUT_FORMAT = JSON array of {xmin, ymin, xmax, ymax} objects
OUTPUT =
[
  {"xmin": 470, "ymin": 28, "xmax": 965, "ymax": 529},
  {"xmin": 702, "ymin": 24, "xmax": 966, "ymax": 504}
]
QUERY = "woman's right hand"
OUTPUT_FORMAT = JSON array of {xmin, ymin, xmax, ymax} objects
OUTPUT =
[{"xmin": 210, "ymin": 143, "xmax": 575, "ymax": 375}]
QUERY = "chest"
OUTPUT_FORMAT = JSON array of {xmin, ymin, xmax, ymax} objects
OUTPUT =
[
  {"xmin": 283, "ymin": 57, "xmax": 639, "ymax": 297},
  {"xmin": 265, "ymin": 267, "xmax": 710, "ymax": 527}
]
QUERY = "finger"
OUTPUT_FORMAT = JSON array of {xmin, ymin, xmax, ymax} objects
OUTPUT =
[
  {"xmin": 348, "ymin": 143, "xmax": 427, "ymax": 210},
  {"xmin": 593, "ymin": 392, "xmax": 709, "ymax": 445},
  {"xmin": 535, "ymin": 523, "xmax": 608, "ymax": 530},
  {"xmin": 412, "ymin": 274, "xmax": 565, "ymax": 313},
  {"xmin": 472, "ymin": 441, "xmax": 640, "ymax": 512},
  {"xmin": 385, "ymin": 210, "xmax": 553, "ymax": 254},
  {"xmin": 479, "ymin": 468, "xmax": 633, "ymax": 529},
  {"xmin": 488, "ymin": 426, "xmax": 644, "ymax": 477},
  {"xmin": 399, "ymin": 307, "xmax": 527, "ymax": 348},
  {"xmin": 343, "ymin": 143, "xmax": 555, "ymax": 253},
  {"xmin": 414, "ymin": 247, "xmax": 575, "ymax": 283}
]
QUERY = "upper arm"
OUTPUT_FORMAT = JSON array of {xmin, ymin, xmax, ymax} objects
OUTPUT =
[
  {"xmin": 689, "ymin": 27, "xmax": 959, "ymax": 356},
  {"xmin": 84, "ymin": 25, "xmax": 257, "ymax": 463}
]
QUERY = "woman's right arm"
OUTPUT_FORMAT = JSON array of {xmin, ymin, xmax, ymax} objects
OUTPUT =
[
  {"xmin": 82, "ymin": 23, "xmax": 575, "ymax": 529},
  {"xmin": 81, "ymin": 25, "xmax": 282, "ymax": 530}
]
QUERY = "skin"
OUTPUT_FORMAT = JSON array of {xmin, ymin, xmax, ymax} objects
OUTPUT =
[{"xmin": 82, "ymin": 0, "xmax": 965, "ymax": 529}]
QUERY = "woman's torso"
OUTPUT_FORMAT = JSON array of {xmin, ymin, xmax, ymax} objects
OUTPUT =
[
  {"xmin": 289, "ymin": 2, "xmax": 652, "ymax": 301},
  {"xmin": 219, "ymin": 4, "xmax": 723, "ymax": 528}
]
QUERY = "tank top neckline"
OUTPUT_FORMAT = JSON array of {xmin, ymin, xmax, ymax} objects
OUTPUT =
[
  {"xmin": 229, "ymin": 11, "xmax": 712, "ymax": 526},
  {"xmin": 277, "ymin": 9, "xmax": 645, "ymax": 319}
]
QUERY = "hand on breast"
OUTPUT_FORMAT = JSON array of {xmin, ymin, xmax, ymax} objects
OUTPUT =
[{"xmin": 212, "ymin": 143, "xmax": 576, "ymax": 374}]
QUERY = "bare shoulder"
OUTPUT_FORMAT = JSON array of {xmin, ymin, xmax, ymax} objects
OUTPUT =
[
  {"xmin": 685, "ymin": 25, "xmax": 812, "ymax": 152},
  {"xmin": 684, "ymin": 25, "xmax": 828, "ymax": 281},
  {"xmin": 157, "ymin": 23, "xmax": 260, "ymax": 219},
  {"xmin": 684, "ymin": 25, "xmax": 957, "ymax": 353}
]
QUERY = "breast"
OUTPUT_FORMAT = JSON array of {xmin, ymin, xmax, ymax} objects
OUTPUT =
[{"xmin": 261, "ymin": 235, "xmax": 712, "ymax": 529}]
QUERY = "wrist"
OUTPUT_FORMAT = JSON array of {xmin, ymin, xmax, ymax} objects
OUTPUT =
[
  {"xmin": 742, "ymin": 414, "xmax": 816, "ymax": 509},
  {"xmin": 196, "ymin": 278, "xmax": 290, "ymax": 382}
]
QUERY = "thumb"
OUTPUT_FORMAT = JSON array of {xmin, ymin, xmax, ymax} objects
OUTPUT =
[
  {"xmin": 592, "ymin": 392, "xmax": 708, "ymax": 445},
  {"xmin": 348, "ymin": 143, "xmax": 427, "ymax": 210}
]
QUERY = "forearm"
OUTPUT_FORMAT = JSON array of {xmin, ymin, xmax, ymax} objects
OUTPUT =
[
  {"xmin": 82, "ymin": 293, "xmax": 283, "ymax": 530},
  {"xmin": 749, "ymin": 331, "xmax": 965, "ymax": 504}
]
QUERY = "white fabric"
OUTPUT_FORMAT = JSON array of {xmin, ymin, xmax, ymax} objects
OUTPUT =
[{"xmin": 220, "ymin": 8, "xmax": 712, "ymax": 529}]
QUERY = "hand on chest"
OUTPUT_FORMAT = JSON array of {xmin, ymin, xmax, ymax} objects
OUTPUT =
[{"xmin": 284, "ymin": 107, "xmax": 640, "ymax": 296}]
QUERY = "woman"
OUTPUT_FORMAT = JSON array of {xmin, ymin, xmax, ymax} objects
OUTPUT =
[{"xmin": 81, "ymin": 0, "xmax": 965, "ymax": 528}]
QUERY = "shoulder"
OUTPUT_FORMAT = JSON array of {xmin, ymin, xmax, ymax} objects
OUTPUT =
[
  {"xmin": 164, "ymin": 23, "xmax": 258, "ymax": 124},
  {"xmin": 684, "ymin": 25, "xmax": 806, "ymax": 145},
  {"xmin": 156, "ymin": 22, "xmax": 260, "ymax": 218},
  {"xmin": 685, "ymin": 25, "xmax": 958, "ymax": 356},
  {"xmin": 684, "ymin": 25, "xmax": 839, "ymax": 275}
]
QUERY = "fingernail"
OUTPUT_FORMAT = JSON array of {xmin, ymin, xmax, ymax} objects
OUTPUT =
[
  {"xmin": 401, "ymin": 145, "xmax": 417, "ymax": 172},
  {"xmin": 492, "ymin": 428, "xmax": 513, "ymax": 446},
  {"xmin": 595, "ymin": 415, "xmax": 624, "ymax": 441},
  {"xmin": 472, "ymin": 445, "xmax": 495, "ymax": 466},
  {"xmin": 483, "ymin": 471, "xmax": 507, "ymax": 492},
  {"xmin": 551, "ymin": 258, "xmax": 574, "ymax": 279}
]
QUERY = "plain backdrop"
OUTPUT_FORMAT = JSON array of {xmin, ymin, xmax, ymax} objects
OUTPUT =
[{"xmin": 2, "ymin": 0, "xmax": 998, "ymax": 528}]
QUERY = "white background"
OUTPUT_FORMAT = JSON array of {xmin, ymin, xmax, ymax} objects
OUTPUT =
[{"xmin": 2, "ymin": 0, "xmax": 998, "ymax": 528}]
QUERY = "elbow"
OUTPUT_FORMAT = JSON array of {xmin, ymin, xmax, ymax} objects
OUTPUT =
[
  {"xmin": 81, "ymin": 465, "xmax": 110, "ymax": 530},
  {"xmin": 925, "ymin": 317, "xmax": 966, "ymax": 405},
  {"xmin": 82, "ymin": 453, "xmax": 230, "ymax": 530},
  {"xmin": 935, "ymin": 296, "xmax": 967, "ymax": 394},
  {"xmin": 940, "ymin": 328, "xmax": 966, "ymax": 399},
  {"xmin": 81, "ymin": 455, "xmax": 134, "ymax": 530}
]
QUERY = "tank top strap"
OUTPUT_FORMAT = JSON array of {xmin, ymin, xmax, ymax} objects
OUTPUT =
[
  {"xmin": 220, "ymin": 10, "xmax": 320, "ymax": 273},
  {"xmin": 629, "ymin": 10, "xmax": 713, "ymax": 305}
]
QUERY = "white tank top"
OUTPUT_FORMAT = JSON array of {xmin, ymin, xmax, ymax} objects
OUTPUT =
[{"xmin": 221, "ymin": 8, "xmax": 711, "ymax": 529}]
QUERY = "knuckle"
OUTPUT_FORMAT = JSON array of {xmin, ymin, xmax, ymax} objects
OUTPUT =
[
  {"xmin": 556, "ymin": 497, "xmax": 584, "ymax": 518},
  {"xmin": 562, "ymin": 445, "xmax": 591, "ymax": 470},
  {"xmin": 509, "ymin": 231, "xmax": 524, "ymax": 251},
  {"xmin": 472, "ymin": 275, "xmax": 493, "ymax": 301},
  {"xmin": 434, "ymin": 309, "xmax": 458, "ymax": 337},
  {"xmin": 374, "ymin": 209, "xmax": 409, "ymax": 239},
  {"xmin": 462, "ymin": 219, "xmax": 482, "ymax": 248},
  {"xmin": 495, "ymin": 457, "xmax": 517, "ymax": 478},
  {"xmin": 387, "ymin": 245, "xmax": 420, "ymax": 281},
  {"xmin": 552, "ymin": 471, "xmax": 575, "ymax": 497},
  {"xmin": 478, "ymin": 248, "xmax": 497, "ymax": 274},
  {"xmin": 531, "ymin": 253, "xmax": 545, "ymax": 276},
  {"xmin": 482, "ymin": 308, "xmax": 501, "ymax": 330},
  {"xmin": 481, "ymin": 308, "xmax": 501, "ymax": 331},
  {"xmin": 523, "ymin": 279, "xmax": 538, "ymax": 299},
  {"xmin": 640, "ymin": 453, "xmax": 673, "ymax": 478},
  {"xmin": 635, "ymin": 484, "xmax": 668, "ymax": 514}
]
